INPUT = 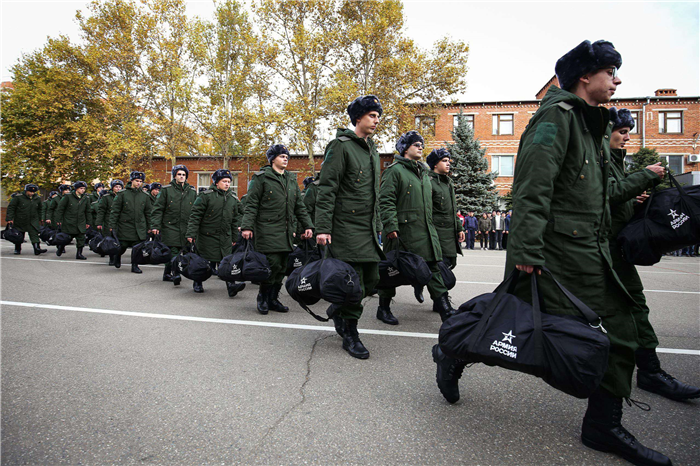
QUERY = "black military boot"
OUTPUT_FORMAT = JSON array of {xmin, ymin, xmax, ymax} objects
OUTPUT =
[
  {"xmin": 256, "ymin": 286, "xmax": 269, "ymax": 314},
  {"xmin": 108, "ymin": 254, "xmax": 115, "ymax": 266},
  {"xmin": 268, "ymin": 284, "xmax": 289, "ymax": 312},
  {"xmin": 342, "ymin": 319, "xmax": 369, "ymax": 359},
  {"xmin": 131, "ymin": 263, "xmax": 142, "ymax": 274},
  {"xmin": 414, "ymin": 286, "xmax": 425, "ymax": 303},
  {"xmin": 114, "ymin": 253, "xmax": 122, "ymax": 269},
  {"xmin": 636, "ymin": 347, "xmax": 700, "ymax": 401},
  {"xmin": 32, "ymin": 243, "xmax": 47, "ymax": 255},
  {"xmin": 432, "ymin": 344, "xmax": 466, "ymax": 404},
  {"xmin": 14, "ymin": 243, "xmax": 22, "ymax": 255},
  {"xmin": 55, "ymin": 245, "xmax": 64, "ymax": 257},
  {"xmin": 327, "ymin": 304, "xmax": 345, "ymax": 338},
  {"xmin": 376, "ymin": 297, "xmax": 398, "ymax": 325},
  {"xmin": 76, "ymin": 247, "xmax": 87, "ymax": 260},
  {"xmin": 226, "ymin": 281, "xmax": 246, "ymax": 298},
  {"xmin": 162, "ymin": 262, "xmax": 173, "ymax": 282},
  {"xmin": 193, "ymin": 281, "xmax": 204, "ymax": 293},
  {"xmin": 434, "ymin": 292, "xmax": 456, "ymax": 323},
  {"xmin": 581, "ymin": 388, "xmax": 672, "ymax": 466}
]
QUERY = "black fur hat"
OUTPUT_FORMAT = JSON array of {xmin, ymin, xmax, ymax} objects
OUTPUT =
[
  {"xmin": 172, "ymin": 164, "xmax": 189, "ymax": 179},
  {"xmin": 555, "ymin": 40, "xmax": 622, "ymax": 91},
  {"xmin": 395, "ymin": 131, "xmax": 424, "ymax": 156},
  {"xmin": 93, "ymin": 182, "xmax": 104, "ymax": 190},
  {"xmin": 198, "ymin": 187, "xmax": 207, "ymax": 193},
  {"xmin": 266, "ymin": 144, "xmax": 290, "ymax": 164},
  {"xmin": 130, "ymin": 171, "xmax": 146, "ymax": 181},
  {"xmin": 303, "ymin": 176, "xmax": 315, "ymax": 188},
  {"xmin": 58, "ymin": 184, "xmax": 71, "ymax": 192},
  {"xmin": 110, "ymin": 180, "xmax": 124, "ymax": 190},
  {"xmin": 427, "ymin": 148, "xmax": 451, "ymax": 170},
  {"xmin": 609, "ymin": 107, "xmax": 635, "ymax": 130},
  {"xmin": 142, "ymin": 184, "xmax": 151, "ymax": 191},
  {"xmin": 347, "ymin": 95, "xmax": 383, "ymax": 126},
  {"xmin": 150, "ymin": 183, "xmax": 162, "ymax": 191},
  {"xmin": 73, "ymin": 180, "xmax": 88, "ymax": 190},
  {"xmin": 48, "ymin": 191, "xmax": 58, "ymax": 198},
  {"xmin": 99, "ymin": 190, "xmax": 110, "ymax": 197},
  {"xmin": 211, "ymin": 169, "xmax": 233, "ymax": 185},
  {"xmin": 24, "ymin": 184, "xmax": 39, "ymax": 192}
]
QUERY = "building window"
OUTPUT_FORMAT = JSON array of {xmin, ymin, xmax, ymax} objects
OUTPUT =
[
  {"xmin": 453, "ymin": 114, "xmax": 474, "ymax": 131},
  {"xmin": 630, "ymin": 111, "xmax": 640, "ymax": 134},
  {"xmin": 659, "ymin": 111, "xmax": 683, "ymax": 133},
  {"xmin": 491, "ymin": 155, "xmax": 514, "ymax": 176},
  {"xmin": 660, "ymin": 155, "xmax": 684, "ymax": 175},
  {"xmin": 624, "ymin": 155, "xmax": 634, "ymax": 171},
  {"xmin": 492, "ymin": 114, "xmax": 514, "ymax": 135},
  {"xmin": 197, "ymin": 173, "xmax": 213, "ymax": 190},
  {"xmin": 415, "ymin": 116, "xmax": 435, "ymax": 136}
]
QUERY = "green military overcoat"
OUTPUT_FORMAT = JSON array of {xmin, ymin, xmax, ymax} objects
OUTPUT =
[
  {"xmin": 55, "ymin": 191, "xmax": 93, "ymax": 235},
  {"xmin": 185, "ymin": 185, "xmax": 241, "ymax": 262},
  {"xmin": 379, "ymin": 155, "xmax": 442, "ymax": 262},
  {"xmin": 46, "ymin": 193, "xmax": 64, "ymax": 224},
  {"xmin": 241, "ymin": 166, "xmax": 313, "ymax": 254},
  {"xmin": 315, "ymin": 128, "xmax": 385, "ymax": 262},
  {"xmin": 150, "ymin": 181, "xmax": 197, "ymax": 249},
  {"xmin": 6, "ymin": 192, "xmax": 42, "ymax": 234},
  {"xmin": 108, "ymin": 184, "xmax": 152, "ymax": 242},
  {"xmin": 96, "ymin": 192, "xmax": 118, "ymax": 231},
  {"xmin": 429, "ymin": 171, "xmax": 464, "ymax": 258}
]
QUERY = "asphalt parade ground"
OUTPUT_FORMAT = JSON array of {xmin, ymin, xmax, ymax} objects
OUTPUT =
[{"xmin": 1, "ymin": 242, "xmax": 698, "ymax": 465}]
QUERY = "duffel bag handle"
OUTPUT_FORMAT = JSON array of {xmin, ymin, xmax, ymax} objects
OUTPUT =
[{"xmin": 539, "ymin": 266, "xmax": 606, "ymax": 331}]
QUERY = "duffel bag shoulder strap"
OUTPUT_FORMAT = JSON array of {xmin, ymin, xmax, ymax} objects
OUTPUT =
[
  {"xmin": 297, "ymin": 246, "xmax": 331, "ymax": 323},
  {"xmin": 540, "ymin": 267, "xmax": 606, "ymax": 332}
]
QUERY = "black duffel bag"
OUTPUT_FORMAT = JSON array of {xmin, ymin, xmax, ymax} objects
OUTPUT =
[
  {"xmin": 286, "ymin": 239, "xmax": 322, "ymax": 276},
  {"xmin": 439, "ymin": 267, "xmax": 610, "ymax": 399},
  {"xmin": 377, "ymin": 237, "xmax": 432, "ymax": 289},
  {"xmin": 172, "ymin": 242, "xmax": 212, "ymax": 282},
  {"xmin": 39, "ymin": 225, "xmax": 54, "ymax": 243},
  {"xmin": 618, "ymin": 172, "xmax": 700, "ymax": 265},
  {"xmin": 131, "ymin": 234, "xmax": 172, "ymax": 265},
  {"xmin": 97, "ymin": 230, "xmax": 121, "ymax": 256},
  {"xmin": 48, "ymin": 226, "xmax": 72, "ymax": 247},
  {"xmin": 285, "ymin": 245, "xmax": 363, "ymax": 322},
  {"xmin": 85, "ymin": 227, "xmax": 100, "ymax": 242},
  {"xmin": 2, "ymin": 225, "xmax": 24, "ymax": 244},
  {"xmin": 88, "ymin": 231, "xmax": 105, "ymax": 254},
  {"xmin": 439, "ymin": 259, "xmax": 457, "ymax": 290},
  {"xmin": 218, "ymin": 238, "xmax": 271, "ymax": 283}
]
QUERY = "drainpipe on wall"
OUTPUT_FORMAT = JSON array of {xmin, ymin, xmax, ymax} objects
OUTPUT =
[{"xmin": 642, "ymin": 97, "xmax": 650, "ymax": 148}]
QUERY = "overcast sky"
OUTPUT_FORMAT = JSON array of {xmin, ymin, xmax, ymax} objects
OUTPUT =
[{"xmin": 2, "ymin": 0, "xmax": 698, "ymax": 102}]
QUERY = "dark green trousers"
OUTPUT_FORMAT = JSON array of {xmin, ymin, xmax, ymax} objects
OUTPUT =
[
  {"xmin": 444, "ymin": 256, "xmax": 457, "ymax": 270},
  {"xmin": 262, "ymin": 252, "xmax": 289, "ymax": 287},
  {"xmin": 68, "ymin": 233, "xmax": 85, "ymax": 248},
  {"xmin": 628, "ymin": 287, "xmax": 659, "ymax": 350},
  {"xmin": 378, "ymin": 261, "xmax": 447, "ymax": 301},
  {"xmin": 17, "ymin": 227, "xmax": 40, "ymax": 244},
  {"xmin": 338, "ymin": 262, "xmax": 380, "ymax": 321}
]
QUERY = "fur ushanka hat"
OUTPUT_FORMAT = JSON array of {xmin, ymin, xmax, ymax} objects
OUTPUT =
[
  {"xmin": 395, "ymin": 131, "xmax": 424, "ymax": 156},
  {"xmin": 347, "ymin": 95, "xmax": 383, "ymax": 126},
  {"xmin": 426, "ymin": 148, "xmax": 451, "ymax": 170},
  {"xmin": 266, "ymin": 144, "xmax": 290, "ymax": 164},
  {"xmin": 555, "ymin": 40, "xmax": 622, "ymax": 91},
  {"xmin": 609, "ymin": 107, "xmax": 635, "ymax": 131}
]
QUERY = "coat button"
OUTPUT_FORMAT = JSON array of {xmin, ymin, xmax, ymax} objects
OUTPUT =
[
  {"xmin": 580, "ymin": 175, "xmax": 585, "ymax": 180},
  {"xmin": 585, "ymin": 160, "xmax": 589, "ymax": 164},
  {"xmin": 352, "ymin": 210, "xmax": 355, "ymax": 213},
  {"xmin": 604, "ymin": 135, "xmax": 609, "ymax": 139},
  {"xmin": 573, "ymin": 230, "xmax": 578, "ymax": 236}
]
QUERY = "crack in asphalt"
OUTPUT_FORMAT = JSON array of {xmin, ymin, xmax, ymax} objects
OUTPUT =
[{"xmin": 246, "ymin": 333, "xmax": 335, "ymax": 461}]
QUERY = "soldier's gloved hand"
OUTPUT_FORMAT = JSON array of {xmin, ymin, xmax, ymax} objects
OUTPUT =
[
  {"xmin": 388, "ymin": 231, "xmax": 398, "ymax": 240},
  {"xmin": 241, "ymin": 230, "xmax": 253, "ymax": 240}
]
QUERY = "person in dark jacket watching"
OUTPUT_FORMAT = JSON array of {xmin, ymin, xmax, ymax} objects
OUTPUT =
[
  {"xmin": 5, "ymin": 183, "xmax": 45, "ymax": 255},
  {"xmin": 109, "ymin": 172, "xmax": 152, "ymax": 273},
  {"xmin": 55, "ymin": 181, "xmax": 93, "ymax": 259},
  {"xmin": 477, "ymin": 213, "xmax": 490, "ymax": 250},
  {"xmin": 96, "ymin": 180, "xmax": 124, "ymax": 266},
  {"xmin": 241, "ymin": 144, "xmax": 313, "ymax": 313}
]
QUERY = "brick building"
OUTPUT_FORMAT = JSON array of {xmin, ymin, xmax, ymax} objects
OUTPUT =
[{"xmin": 414, "ymin": 77, "xmax": 700, "ymax": 203}]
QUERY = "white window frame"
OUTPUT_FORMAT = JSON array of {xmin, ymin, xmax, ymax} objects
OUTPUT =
[
  {"xmin": 196, "ymin": 171, "xmax": 240, "ymax": 196},
  {"xmin": 197, "ymin": 172, "xmax": 213, "ymax": 191},
  {"xmin": 630, "ymin": 111, "xmax": 640, "ymax": 134},
  {"xmin": 453, "ymin": 114, "xmax": 474, "ymax": 131},
  {"xmin": 415, "ymin": 115, "xmax": 436, "ymax": 136},
  {"xmin": 659, "ymin": 154, "xmax": 684, "ymax": 175},
  {"xmin": 492, "ymin": 114, "xmax": 514, "ymax": 135},
  {"xmin": 659, "ymin": 111, "xmax": 683, "ymax": 134},
  {"xmin": 491, "ymin": 154, "xmax": 515, "ymax": 177}
]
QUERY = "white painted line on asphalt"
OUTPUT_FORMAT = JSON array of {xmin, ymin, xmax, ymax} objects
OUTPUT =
[
  {"xmin": 2, "ymin": 301, "xmax": 698, "ymax": 355},
  {"xmin": 456, "ymin": 280, "xmax": 699, "ymax": 295}
]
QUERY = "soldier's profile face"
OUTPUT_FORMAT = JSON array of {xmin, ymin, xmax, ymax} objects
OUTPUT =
[
  {"xmin": 435, "ymin": 158, "xmax": 451, "ymax": 174},
  {"xmin": 216, "ymin": 178, "xmax": 231, "ymax": 191},
  {"xmin": 582, "ymin": 67, "xmax": 621, "ymax": 104},
  {"xmin": 132, "ymin": 179, "xmax": 143, "ymax": 189},
  {"xmin": 76, "ymin": 187, "xmax": 86, "ymax": 195},
  {"xmin": 610, "ymin": 127, "xmax": 631, "ymax": 149},
  {"xmin": 356, "ymin": 111, "xmax": 380, "ymax": 136}
]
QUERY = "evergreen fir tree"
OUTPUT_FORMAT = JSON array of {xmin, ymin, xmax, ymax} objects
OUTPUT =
[
  {"xmin": 447, "ymin": 114, "xmax": 499, "ymax": 213},
  {"xmin": 629, "ymin": 147, "xmax": 671, "ymax": 189}
]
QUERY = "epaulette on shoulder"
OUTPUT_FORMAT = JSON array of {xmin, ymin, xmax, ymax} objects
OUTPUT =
[
  {"xmin": 189, "ymin": 185, "xmax": 196, "ymax": 191},
  {"xmin": 557, "ymin": 102, "xmax": 574, "ymax": 111},
  {"xmin": 312, "ymin": 179, "xmax": 320, "ymax": 186},
  {"xmin": 255, "ymin": 170, "xmax": 265, "ymax": 176},
  {"xmin": 203, "ymin": 189, "xmax": 213, "ymax": 194},
  {"xmin": 162, "ymin": 184, "xmax": 171, "ymax": 189},
  {"xmin": 337, "ymin": 135, "xmax": 352, "ymax": 142}
]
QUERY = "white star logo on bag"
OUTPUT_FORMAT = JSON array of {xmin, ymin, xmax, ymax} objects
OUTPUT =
[
  {"xmin": 668, "ymin": 209, "xmax": 679, "ymax": 219},
  {"xmin": 300, "ymin": 277, "xmax": 307, "ymax": 285},
  {"xmin": 502, "ymin": 330, "xmax": 516, "ymax": 344}
]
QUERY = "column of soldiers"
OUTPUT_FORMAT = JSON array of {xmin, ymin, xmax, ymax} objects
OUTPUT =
[{"xmin": 6, "ymin": 69, "xmax": 697, "ymax": 465}]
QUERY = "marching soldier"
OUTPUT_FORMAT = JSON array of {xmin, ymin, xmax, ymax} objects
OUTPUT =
[
  {"xmin": 148, "ymin": 183, "xmax": 161, "ymax": 206},
  {"xmin": 45, "ymin": 184, "xmax": 71, "ymax": 227},
  {"xmin": 185, "ymin": 169, "xmax": 241, "ymax": 294},
  {"xmin": 302, "ymin": 175, "xmax": 319, "ymax": 235},
  {"xmin": 607, "ymin": 107, "xmax": 699, "ymax": 401},
  {"xmin": 377, "ymin": 132, "xmax": 453, "ymax": 325},
  {"xmin": 108, "ymin": 172, "xmax": 152, "ymax": 273},
  {"xmin": 241, "ymin": 144, "xmax": 313, "ymax": 314},
  {"xmin": 5, "ymin": 183, "xmax": 46, "ymax": 255},
  {"xmin": 315, "ymin": 95, "xmax": 386, "ymax": 359},
  {"xmin": 96, "ymin": 180, "xmax": 124, "ymax": 265},
  {"xmin": 150, "ymin": 165, "xmax": 197, "ymax": 286},
  {"xmin": 89, "ymin": 183, "xmax": 105, "ymax": 204},
  {"xmin": 41, "ymin": 191, "xmax": 58, "ymax": 226},
  {"xmin": 54, "ymin": 181, "xmax": 93, "ymax": 259}
]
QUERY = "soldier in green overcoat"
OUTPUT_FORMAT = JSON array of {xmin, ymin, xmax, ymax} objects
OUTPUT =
[
  {"xmin": 96, "ymin": 180, "xmax": 123, "ymax": 265},
  {"xmin": 432, "ymin": 41, "xmax": 671, "ymax": 466},
  {"xmin": 45, "ymin": 184, "xmax": 71, "ymax": 227},
  {"xmin": 241, "ymin": 144, "xmax": 314, "ymax": 314},
  {"xmin": 108, "ymin": 172, "xmax": 152, "ymax": 273},
  {"xmin": 54, "ymin": 181, "xmax": 93, "ymax": 259},
  {"xmin": 151, "ymin": 165, "xmax": 197, "ymax": 285},
  {"xmin": 185, "ymin": 169, "xmax": 242, "ymax": 294},
  {"xmin": 427, "ymin": 148, "xmax": 465, "ymax": 269},
  {"xmin": 88, "ymin": 183, "xmax": 105, "ymax": 204},
  {"xmin": 607, "ymin": 108, "xmax": 699, "ymax": 402},
  {"xmin": 315, "ymin": 95, "xmax": 386, "ymax": 359},
  {"xmin": 377, "ymin": 132, "xmax": 451, "ymax": 325},
  {"xmin": 148, "ymin": 183, "xmax": 161, "ymax": 207},
  {"xmin": 5, "ymin": 183, "xmax": 46, "ymax": 255},
  {"xmin": 41, "ymin": 191, "xmax": 58, "ymax": 226}
]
